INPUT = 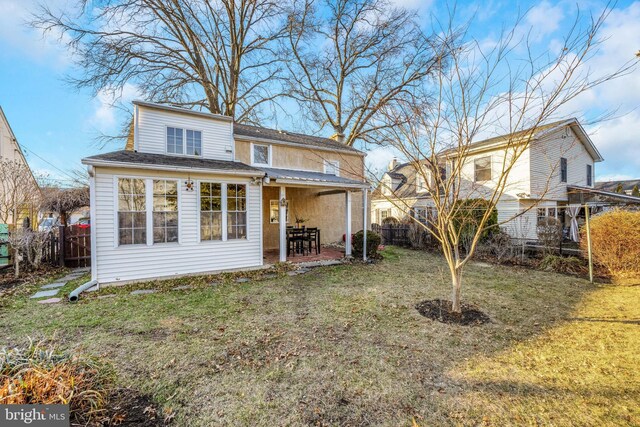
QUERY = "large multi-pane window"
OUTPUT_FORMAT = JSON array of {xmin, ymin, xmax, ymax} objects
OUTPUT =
[
  {"xmin": 167, "ymin": 127, "xmax": 202, "ymax": 156},
  {"xmin": 474, "ymin": 156, "xmax": 492, "ymax": 182},
  {"xmin": 118, "ymin": 178, "xmax": 146, "ymax": 245},
  {"xmin": 153, "ymin": 180, "xmax": 178, "ymax": 243},
  {"xmin": 200, "ymin": 182, "xmax": 223, "ymax": 241},
  {"xmin": 227, "ymin": 184, "xmax": 247, "ymax": 239}
]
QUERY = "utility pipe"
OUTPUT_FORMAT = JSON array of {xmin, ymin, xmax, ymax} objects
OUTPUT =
[{"xmin": 69, "ymin": 279, "xmax": 97, "ymax": 303}]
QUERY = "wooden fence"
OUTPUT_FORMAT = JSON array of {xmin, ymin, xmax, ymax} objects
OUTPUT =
[
  {"xmin": 371, "ymin": 223, "xmax": 411, "ymax": 246},
  {"xmin": 59, "ymin": 225, "xmax": 91, "ymax": 268}
]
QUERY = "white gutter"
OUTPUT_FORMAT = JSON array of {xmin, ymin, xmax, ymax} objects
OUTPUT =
[{"xmin": 81, "ymin": 159, "xmax": 265, "ymax": 177}]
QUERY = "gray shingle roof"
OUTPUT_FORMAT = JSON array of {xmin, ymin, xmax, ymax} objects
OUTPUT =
[
  {"xmin": 82, "ymin": 150, "xmax": 262, "ymax": 174},
  {"xmin": 259, "ymin": 167, "xmax": 368, "ymax": 187},
  {"xmin": 233, "ymin": 123, "xmax": 361, "ymax": 154}
]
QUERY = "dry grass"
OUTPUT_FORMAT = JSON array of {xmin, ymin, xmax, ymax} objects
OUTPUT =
[
  {"xmin": 0, "ymin": 247, "xmax": 638, "ymax": 426},
  {"xmin": 0, "ymin": 339, "xmax": 114, "ymax": 423}
]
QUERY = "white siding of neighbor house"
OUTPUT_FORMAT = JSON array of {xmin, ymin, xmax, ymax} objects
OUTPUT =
[
  {"xmin": 135, "ymin": 105, "xmax": 234, "ymax": 161},
  {"xmin": 529, "ymin": 126, "xmax": 595, "ymax": 200},
  {"xmin": 92, "ymin": 166, "xmax": 262, "ymax": 284}
]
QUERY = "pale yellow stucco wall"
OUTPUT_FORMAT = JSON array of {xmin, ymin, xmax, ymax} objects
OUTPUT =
[
  {"xmin": 235, "ymin": 139, "xmax": 365, "ymax": 181},
  {"xmin": 262, "ymin": 185, "xmax": 367, "ymax": 250}
]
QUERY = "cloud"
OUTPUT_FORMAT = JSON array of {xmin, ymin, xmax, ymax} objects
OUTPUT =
[
  {"xmin": 89, "ymin": 83, "xmax": 142, "ymax": 134},
  {"xmin": 588, "ymin": 111, "xmax": 640, "ymax": 179},
  {"xmin": 524, "ymin": 1, "xmax": 564, "ymax": 42},
  {"xmin": 364, "ymin": 145, "xmax": 403, "ymax": 178},
  {"xmin": 0, "ymin": 0, "xmax": 73, "ymax": 67}
]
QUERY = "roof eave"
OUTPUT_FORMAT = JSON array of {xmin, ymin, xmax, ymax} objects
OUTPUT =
[
  {"xmin": 81, "ymin": 158, "xmax": 264, "ymax": 177},
  {"xmin": 234, "ymin": 134, "xmax": 366, "ymax": 157}
]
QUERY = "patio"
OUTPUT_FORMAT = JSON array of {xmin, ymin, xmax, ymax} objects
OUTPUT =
[{"xmin": 263, "ymin": 245, "xmax": 345, "ymax": 264}]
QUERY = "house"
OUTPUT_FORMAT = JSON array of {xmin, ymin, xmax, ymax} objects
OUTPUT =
[
  {"xmin": 371, "ymin": 118, "xmax": 613, "ymax": 241},
  {"xmin": 0, "ymin": 106, "xmax": 40, "ymax": 229},
  {"xmin": 82, "ymin": 101, "xmax": 369, "ymax": 284}
]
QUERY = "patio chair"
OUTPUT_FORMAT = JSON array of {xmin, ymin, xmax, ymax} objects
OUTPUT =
[
  {"xmin": 287, "ymin": 228, "xmax": 307, "ymax": 257},
  {"xmin": 305, "ymin": 227, "xmax": 319, "ymax": 255}
]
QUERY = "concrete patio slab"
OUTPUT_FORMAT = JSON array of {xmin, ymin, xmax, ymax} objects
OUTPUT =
[
  {"xmin": 41, "ymin": 282, "xmax": 66, "ymax": 290},
  {"xmin": 37, "ymin": 297, "xmax": 62, "ymax": 304},
  {"xmin": 131, "ymin": 289, "xmax": 157, "ymax": 295},
  {"xmin": 30, "ymin": 289, "xmax": 60, "ymax": 299}
]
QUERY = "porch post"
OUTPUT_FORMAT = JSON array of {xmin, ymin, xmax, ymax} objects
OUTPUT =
[
  {"xmin": 362, "ymin": 188, "xmax": 368, "ymax": 261},
  {"xmin": 279, "ymin": 186, "xmax": 287, "ymax": 262},
  {"xmin": 345, "ymin": 191, "xmax": 352, "ymax": 257}
]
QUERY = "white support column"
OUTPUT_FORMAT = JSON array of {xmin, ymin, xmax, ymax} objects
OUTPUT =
[
  {"xmin": 345, "ymin": 191, "xmax": 352, "ymax": 257},
  {"xmin": 279, "ymin": 186, "xmax": 287, "ymax": 262},
  {"xmin": 362, "ymin": 188, "xmax": 368, "ymax": 261}
]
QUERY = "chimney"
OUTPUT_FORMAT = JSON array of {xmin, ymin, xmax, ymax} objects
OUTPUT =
[
  {"xmin": 388, "ymin": 158, "xmax": 398, "ymax": 171},
  {"xmin": 330, "ymin": 133, "xmax": 345, "ymax": 144}
]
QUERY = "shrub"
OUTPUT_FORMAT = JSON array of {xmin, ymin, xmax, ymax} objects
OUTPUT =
[
  {"xmin": 539, "ymin": 254, "xmax": 586, "ymax": 275},
  {"xmin": 584, "ymin": 209, "xmax": 640, "ymax": 283},
  {"xmin": 452, "ymin": 199, "xmax": 498, "ymax": 254},
  {"xmin": 537, "ymin": 217, "xmax": 562, "ymax": 254},
  {"xmin": 0, "ymin": 339, "xmax": 114, "ymax": 424},
  {"xmin": 353, "ymin": 230, "xmax": 382, "ymax": 259},
  {"xmin": 404, "ymin": 220, "xmax": 430, "ymax": 249},
  {"xmin": 381, "ymin": 216, "xmax": 399, "ymax": 225},
  {"xmin": 487, "ymin": 230, "xmax": 513, "ymax": 262}
]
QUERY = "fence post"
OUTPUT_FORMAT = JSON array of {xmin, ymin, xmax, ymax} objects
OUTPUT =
[
  {"xmin": 58, "ymin": 225, "xmax": 65, "ymax": 267},
  {"xmin": 585, "ymin": 204, "xmax": 593, "ymax": 283}
]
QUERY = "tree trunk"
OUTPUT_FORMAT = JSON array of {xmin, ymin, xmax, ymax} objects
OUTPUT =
[
  {"xmin": 14, "ymin": 248, "xmax": 19, "ymax": 278},
  {"xmin": 451, "ymin": 268, "xmax": 462, "ymax": 313}
]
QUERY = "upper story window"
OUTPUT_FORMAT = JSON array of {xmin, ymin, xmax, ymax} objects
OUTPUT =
[
  {"xmin": 474, "ymin": 156, "xmax": 492, "ymax": 182},
  {"xmin": 382, "ymin": 176, "xmax": 392, "ymax": 196},
  {"xmin": 586, "ymin": 164, "xmax": 593, "ymax": 186},
  {"xmin": 416, "ymin": 173, "xmax": 427, "ymax": 193},
  {"xmin": 117, "ymin": 178, "xmax": 146, "ymax": 245},
  {"xmin": 324, "ymin": 160, "xmax": 339, "ymax": 176},
  {"xmin": 152, "ymin": 180, "xmax": 178, "ymax": 243},
  {"xmin": 560, "ymin": 157, "xmax": 568, "ymax": 183},
  {"xmin": 252, "ymin": 144, "xmax": 270, "ymax": 166},
  {"xmin": 167, "ymin": 127, "xmax": 202, "ymax": 156}
]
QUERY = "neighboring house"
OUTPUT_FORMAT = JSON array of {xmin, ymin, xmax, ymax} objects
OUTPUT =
[
  {"xmin": 0, "ymin": 106, "xmax": 40, "ymax": 228},
  {"xmin": 82, "ymin": 101, "xmax": 369, "ymax": 284},
  {"xmin": 596, "ymin": 179, "xmax": 640, "ymax": 196},
  {"xmin": 372, "ymin": 118, "xmax": 609, "ymax": 241}
]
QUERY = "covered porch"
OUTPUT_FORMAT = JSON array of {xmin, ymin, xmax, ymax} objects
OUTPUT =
[{"xmin": 259, "ymin": 168, "xmax": 370, "ymax": 264}]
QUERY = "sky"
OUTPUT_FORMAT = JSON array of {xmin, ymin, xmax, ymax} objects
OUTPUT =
[{"xmin": 0, "ymin": 0, "xmax": 638, "ymax": 186}]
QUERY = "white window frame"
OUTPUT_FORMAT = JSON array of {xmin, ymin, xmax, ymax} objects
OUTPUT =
[
  {"xmin": 196, "ymin": 180, "xmax": 250, "ymax": 243},
  {"xmin": 251, "ymin": 143, "xmax": 271, "ymax": 166},
  {"xmin": 324, "ymin": 160, "xmax": 340, "ymax": 176},
  {"xmin": 416, "ymin": 172, "xmax": 427, "ymax": 193},
  {"xmin": 474, "ymin": 155, "xmax": 492, "ymax": 183},
  {"xmin": 269, "ymin": 199, "xmax": 290, "ymax": 224},
  {"xmin": 151, "ymin": 179, "xmax": 180, "ymax": 245},
  {"xmin": 165, "ymin": 126, "xmax": 203, "ymax": 157},
  {"xmin": 382, "ymin": 177, "xmax": 392, "ymax": 196},
  {"xmin": 113, "ymin": 176, "xmax": 181, "ymax": 248}
]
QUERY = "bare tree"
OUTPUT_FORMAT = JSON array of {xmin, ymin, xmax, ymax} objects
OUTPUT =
[
  {"xmin": 374, "ymin": 7, "xmax": 637, "ymax": 313},
  {"xmin": 40, "ymin": 187, "xmax": 90, "ymax": 226},
  {"xmin": 0, "ymin": 159, "xmax": 40, "ymax": 228},
  {"xmin": 283, "ymin": 0, "xmax": 449, "ymax": 146},
  {"xmin": 33, "ymin": 0, "xmax": 286, "ymax": 122}
]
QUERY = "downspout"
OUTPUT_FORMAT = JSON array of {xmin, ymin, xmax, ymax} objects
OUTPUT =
[{"xmin": 69, "ymin": 280, "xmax": 97, "ymax": 303}]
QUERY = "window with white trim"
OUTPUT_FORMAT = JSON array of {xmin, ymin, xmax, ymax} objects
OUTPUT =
[
  {"xmin": 474, "ymin": 156, "xmax": 492, "ymax": 182},
  {"xmin": 324, "ymin": 160, "xmax": 339, "ymax": 176},
  {"xmin": 152, "ymin": 180, "xmax": 178, "ymax": 243},
  {"xmin": 416, "ymin": 173, "xmax": 427, "ymax": 192},
  {"xmin": 270, "ymin": 200, "xmax": 289, "ymax": 224},
  {"xmin": 117, "ymin": 178, "xmax": 146, "ymax": 245},
  {"xmin": 252, "ymin": 144, "xmax": 270, "ymax": 166},
  {"xmin": 586, "ymin": 164, "xmax": 593, "ymax": 186},
  {"xmin": 200, "ymin": 182, "xmax": 223, "ymax": 241},
  {"xmin": 167, "ymin": 127, "xmax": 202, "ymax": 156},
  {"xmin": 227, "ymin": 184, "xmax": 247, "ymax": 239}
]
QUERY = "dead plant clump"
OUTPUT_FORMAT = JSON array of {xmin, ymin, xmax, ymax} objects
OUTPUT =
[
  {"xmin": 0, "ymin": 339, "xmax": 169, "ymax": 426},
  {"xmin": 539, "ymin": 254, "xmax": 586, "ymax": 276},
  {"xmin": 584, "ymin": 209, "xmax": 640, "ymax": 283}
]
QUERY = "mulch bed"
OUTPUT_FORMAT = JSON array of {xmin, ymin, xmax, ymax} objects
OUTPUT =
[
  {"xmin": 91, "ymin": 388, "xmax": 172, "ymax": 426},
  {"xmin": 415, "ymin": 299, "xmax": 491, "ymax": 326}
]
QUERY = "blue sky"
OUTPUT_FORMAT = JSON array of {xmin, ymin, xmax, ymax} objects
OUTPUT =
[{"xmin": 0, "ymin": 0, "xmax": 638, "ymax": 185}]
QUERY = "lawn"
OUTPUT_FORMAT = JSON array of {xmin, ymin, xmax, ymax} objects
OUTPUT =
[{"xmin": 1, "ymin": 247, "xmax": 638, "ymax": 426}]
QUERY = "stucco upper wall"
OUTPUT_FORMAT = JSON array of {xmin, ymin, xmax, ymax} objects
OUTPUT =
[
  {"xmin": 529, "ymin": 126, "xmax": 596, "ymax": 200},
  {"xmin": 134, "ymin": 104, "xmax": 234, "ymax": 160},
  {"xmin": 234, "ymin": 139, "xmax": 365, "ymax": 181}
]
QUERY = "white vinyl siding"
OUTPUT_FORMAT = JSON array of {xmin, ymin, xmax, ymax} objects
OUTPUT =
[
  {"xmin": 93, "ymin": 167, "xmax": 261, "ymax": 284},
  {"xmin": 136, "ymin": 106, "xmax": 233, "ymax": 160}
]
